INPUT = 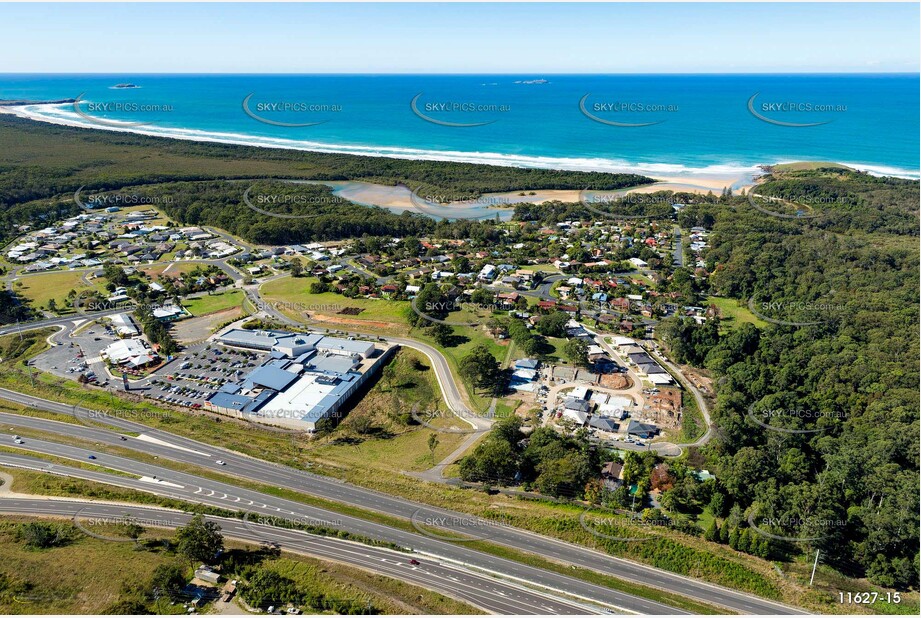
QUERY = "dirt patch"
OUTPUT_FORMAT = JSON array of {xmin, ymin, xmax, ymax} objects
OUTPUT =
[
  {"xmin": 599, "ymin": 372, "xmax": 631, "ymax": 389},
  {"xmin": 173, "ymin": 307, "xmax": 242, "ymax": 343},
  {"xmin": 309, "ymin": 312, "xmax": 398, "ymax": 331},
  {"xmin": 646, "ymin": 387, "xmax": 683, "ymax": 429},
  {"xmin": 337, "ymin": 307, "xmax": 365, "ymax": 316}
]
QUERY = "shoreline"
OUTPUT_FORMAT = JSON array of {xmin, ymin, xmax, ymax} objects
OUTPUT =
[{"xmin": 0, "ymin": 103, "xmax": 915, "ymax": 185}]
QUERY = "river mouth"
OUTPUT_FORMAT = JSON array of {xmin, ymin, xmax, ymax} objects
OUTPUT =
[{"xmin": 295, "ymin": 176, "xmax": 756, "ymax": 221}]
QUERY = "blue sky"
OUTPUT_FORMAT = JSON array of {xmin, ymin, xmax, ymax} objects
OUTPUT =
[{"xmin": 1, "ymin": 2, "xmax": 917, "ymax": 73}]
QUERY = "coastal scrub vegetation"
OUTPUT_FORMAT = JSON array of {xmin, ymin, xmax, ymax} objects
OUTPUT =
[{"xmin": 658, "ymin": 167, "xmax": 920, "ymax": 590}]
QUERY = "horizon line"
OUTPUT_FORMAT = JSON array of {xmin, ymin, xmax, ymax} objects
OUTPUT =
[{"xmin": 0, "ymin": 71, "xmax": 918, "ymax": 76}]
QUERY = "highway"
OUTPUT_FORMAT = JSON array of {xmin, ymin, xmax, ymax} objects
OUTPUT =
[
  {"xmin": 0, "ymin": 388, "xmax": 805, "ymax": 615},
  {"xmin": 0, "ymin": 491, "xmax": 595, "ymax": 615},
  {"xmin": 0, "ymin": 435, "xmax": 672, "ymax": 614}
]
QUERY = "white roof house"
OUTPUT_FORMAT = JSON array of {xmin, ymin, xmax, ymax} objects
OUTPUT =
[{"xmin": 567, "ymin": 386, "xmax": 590, "ymax": 400}]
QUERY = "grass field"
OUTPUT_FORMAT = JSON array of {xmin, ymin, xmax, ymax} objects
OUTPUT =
[
  {"xmin": 771, "ymin": 162, "xmax": 853, "ymax": 172},
  {"xmin": 261, "ymin": 276, "xmax": 410, "ymax": 326},
  {"xmin": 0, "ymin": 515, "xmax": 185, "ymax": 615},
  {"xmin": 182, "ymin": 289, "xmax": 244, "ymax": 316},
  {"xmin": 0, "ymin": 512, "xmax": 478, "ymax": 616},
  {"xmin": 706, "ymin": 296, "xmax": 768, "ymax": 329},
  {"xmin": 516, "ymin": 263, "xmax": 561, "ymax": 273},
  {"xmin": 140, "ymin": 262, "xmax": 200, "ymax": 279},
  {"xmin": 14, "ymin": 270, "xmax": 107, "ymax": 312}
]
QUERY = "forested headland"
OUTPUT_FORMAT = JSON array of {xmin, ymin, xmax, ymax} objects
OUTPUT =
[{"xmin": 658, "ymin": 166, "xmax": 919, "ymax": 589}]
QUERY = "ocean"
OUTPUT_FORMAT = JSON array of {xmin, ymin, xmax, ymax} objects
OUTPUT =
[{"xmin": 0, "ymin": 73, "xmax": 917, "ymax": 181}]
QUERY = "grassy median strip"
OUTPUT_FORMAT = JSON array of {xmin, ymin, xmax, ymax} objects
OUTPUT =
[
  {"xmin": 1, "ymin": 429, "xmax": 730, "ymax": 614},
  {"xmin": 0, "ymin": 444, "xmax": 138, "ymax": 479}
]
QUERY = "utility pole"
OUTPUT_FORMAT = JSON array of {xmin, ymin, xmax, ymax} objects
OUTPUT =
[{"xmin": 809, "ymin": 549, "xmax": 820, "ymax": 586}]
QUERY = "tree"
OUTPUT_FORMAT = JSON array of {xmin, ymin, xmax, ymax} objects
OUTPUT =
[
  {"xmin": 459, "ymin": 344, "xmax": 501, "ymax": 391},
  {"xmin": 427, "ymin": 433, "xmax": 440, "ymax": 465},
  {"xmin": 704, "ymin": 519, "xmax": 720, "ymax": 542},
  {"xmin": 491, "ymin": 415, "xmax": 524, "ymax": 447},
  {"xmin": 150, "ymin": 563, "xmax": 186, "ymax": 602},
  {"xmin": 121, "ymin": 520, "xmax": 145, "ymax": 544},
  {"xmin": 309, "ymin": 280, "xmax": 330, "ymax": 294},
  {"xmin": 175, "ymin": 514, "xmax": 224, "ymax": 567},
  {"xmin": 584, "ymin": 478, "xmax": 605, "ymax": 505},
  {"xmin": 290, "ymin": 257, "xmax": 304, "ymax": 277},
  {"xmin": 719, "ymin": 519, "xmax": 731, "ymax": 544},
  {"xmin": 242, "ymin": 568, "xmax": 299, "ymax": 610},
  {"xmin": 709, "ymin": 491, "xmax": 728, "ymax": 518},
  {"xmin": 428, "ymin": 322, "xmax": 453, "ymax": 347},
  {"xmin": 535, "ymin": 451, "xmax": 593, "ymax": 499},
  {"xmin": 459, "ymin": 438, "xmax": 518, "ymax": 484},
  {"xmin": 537, "ymin": 311, "xmax": 569, "ymax": 337},
  {"xmin": 564, "ymin": 338, "xmax": 589, "ymax": 367},
  {"xmin": 470, "ymin": 288, "xmax": 494, "ymax": 306},
  {"xmin": 17, "ymin": 522, "xmax": 61, "ymax": 548}
]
